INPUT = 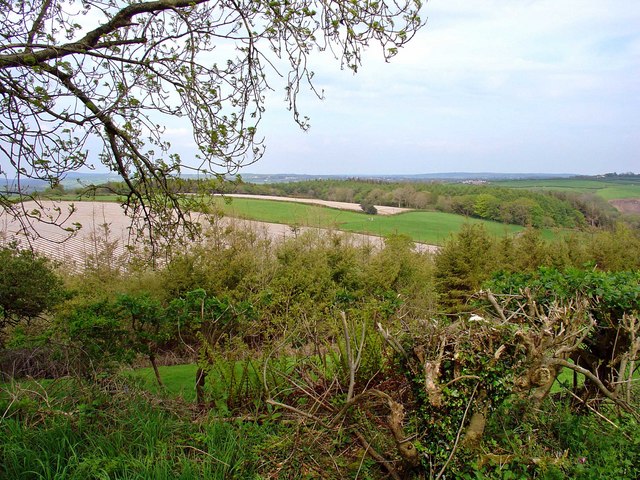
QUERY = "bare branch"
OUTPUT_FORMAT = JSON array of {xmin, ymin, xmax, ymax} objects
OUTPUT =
[
  {"xmin": 1, "ymin": 0, "xmax": 425, "ymax": 256},
  {"xmin": 548, "ymin": 358, "xmax": 637, "ymax": 416}
]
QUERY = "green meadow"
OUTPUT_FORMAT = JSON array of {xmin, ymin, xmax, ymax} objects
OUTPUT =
[
  {"xmin": 494, "ymin": 178, "xmax": 640, "ymax": 200},
  {"xmin": 36, "ymin": 193, "xmax": 562, "ymax": 244},
  {"xmin": 215, "ymin": 197, "xmax": 525, "ymax": 244}
]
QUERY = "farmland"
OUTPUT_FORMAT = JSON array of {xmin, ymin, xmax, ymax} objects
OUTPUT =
[
  {"xmin": 1, "ymin": 0, "xmax": 638, "ymax": 474},
  {"xmin": 493, "ymin": 176, "xmax": 640, "ymax": 200},
  {"xmin": 214, "ymin": 196, "xmax": 525, "ymax": 244}
]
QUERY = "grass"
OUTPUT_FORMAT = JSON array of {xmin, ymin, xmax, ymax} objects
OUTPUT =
[
  {"xmin": 214, "ymin": 197, "xmax": 528, "ymax": 245},
  {"xmin": 494, "ymin": 178, "xmax": 640, "ymax": 200},
  {"xmin": 24, "ymin": 189, "xmax": 582, "ymax": 248},
  {"xmin": 129, "ymin": 363, "xmax": 200, "ymax": 400},
  {"xmin": 2, "ymin": 356, "xmax": 637, "ymax": 479},
  {"xmin": 597, "ymin": 185, "xmax": 640, "ymax": 200},
  {"xmin": 339, "ymin": 210, "xmax": 524, "ymax": 244},
  {"xmin": 0, "ymin": 376, "xmax": 280, "ymax": 479},
  {"xmin": 33, "ymin": 191, "xmax": 567, "ymax": 245}
]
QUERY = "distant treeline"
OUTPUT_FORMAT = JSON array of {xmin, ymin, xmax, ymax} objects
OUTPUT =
[
  {"xmin": 62, "ymin": 177, "xmax": 621, "ymax": 229},
  {"xmin": 232, "ymin": 179, "xmax": 619, "ymax": 229}
]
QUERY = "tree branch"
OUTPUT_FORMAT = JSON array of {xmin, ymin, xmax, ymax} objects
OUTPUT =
[
  {"xmin": 548, "ymin": 358, "xmax": 637, "ymax": 416},
  {"xmin": 0, "ymin": 0, "xmax": 208, "ymax": 69}
]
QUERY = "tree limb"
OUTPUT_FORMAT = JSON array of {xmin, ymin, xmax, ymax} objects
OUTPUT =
[{"xmin": 548, "ymin": 358, "xmax": 637, "ymax": 416}]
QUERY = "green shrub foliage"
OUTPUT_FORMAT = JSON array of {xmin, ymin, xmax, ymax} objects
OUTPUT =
[{"xmin": 0, "ymin": 245, "xmax": 66, "ymax": 337}]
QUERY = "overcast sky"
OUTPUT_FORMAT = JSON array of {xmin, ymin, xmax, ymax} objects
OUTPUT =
[
  {"xmin": 6, "ymin": 0, "xmax": 637, "ymax": 179},
  {"xmin": 238, "ymin": 0, "xmax": 639, "ymax": 176}
]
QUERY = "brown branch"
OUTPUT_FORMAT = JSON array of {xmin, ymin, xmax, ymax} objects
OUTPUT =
[
  {"xmin": 352, "ymin": 430, "xmax": 402, "ymax": 480},
  {"xmin": 555, "ymin": 315, "xmax": 596, "ymax": 357},
  {"xmin": 548, "ymin": 358, "xmax": 637, "ymax": 416},
  {"xmin": 341, "ymin": 311, "xmax": 355, "ymax": 402},
  {"xmin": 265, "ymin": 398, "xmax": 331, "ymax": 429},
  {"xmin": 0, "ymin": 0, "xmax": 208, "ymax": 69},
  {"xmin": 484, "ymin": 289, "xmax": 507, "ymax": 323},
  {"xmin": 564, "ymin": 389, "xmax": 620, "ymax": 429},
  {"xmin": 26, "ymin": 0, "xmax": 53, "ymax": 51},
  {"xmin": 177, "ymin": 445, "xmax": 230, "ymax": 466},
  {"xmin": 376, "ymin": 322, "xmax": 407, "ymax": 357}
]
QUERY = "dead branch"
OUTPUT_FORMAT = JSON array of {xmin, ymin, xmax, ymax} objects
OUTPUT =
[
  {"xmin": 482, "ymin": 289, "xmax": 507, "ymax": 323},
  {"xmin": 352, "ymin": 430, "xmax": 402, "ymax": 480},
  {"xmin": 548, "ymin": 358, "xmax": 637, "ymax": 417},
  {"xmin": 564, "ymin": 389, "xmax": 620, "ymax": 429},
  {"xmin": 376, "ymin": 322, "xmax": 407, "ymax": 358},
  {"xmin": 266, "ymin": 399, "xmax": 332, "ymax": 429},
  {"xmin": 555, "ymin": 314, "xmax": 596, "ymax": 357}
]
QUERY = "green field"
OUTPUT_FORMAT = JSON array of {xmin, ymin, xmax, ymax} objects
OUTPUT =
[
  {"xmin": 129, "ymin": 360, "xmax": 265, "ymax": 404},
  {"xmin": 128, "ymin": 363, "xmax": 199, "ymax": 401},
  {"xmin": 494, "ymin": 178, "xmax": 640, "ymax": 200},
  {"xmin": 34, "ymin": 193, "xmax": 561, "ymax": 244},
  {"xmin": 215, "ymin": 197, "xmax": 526, "ymax": 245}
]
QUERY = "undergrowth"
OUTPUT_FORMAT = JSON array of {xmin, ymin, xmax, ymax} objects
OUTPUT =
[
  {"xmin": 0, "ymin": 376, "xmax": 278, "ymax": 479},
  {"xmin": 469, "ymin": 398, "xmax": 640, "ymax": 479}
]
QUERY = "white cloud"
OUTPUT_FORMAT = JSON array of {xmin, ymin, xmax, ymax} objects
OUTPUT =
[
  {"xmin": 62, "ymin": 0, "xmax": 640, "ymax": 176},
  {"xmin": 246, "ymin": 0, "xmax": 640, "ymax": 174}
]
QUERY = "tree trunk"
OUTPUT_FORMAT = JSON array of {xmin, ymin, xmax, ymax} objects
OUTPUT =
[
  {"xmin": 461, "ymin": 402, "xmax": 488, "ymax": 448},
  {"xmin": 149, "ymin": 353, "xmax": 164, "ymax": 387},
  {"xmin": 196, "ymin": 367, "xmax": 207, "ymax": 405},
  {"xmin": 529, "ymin": 365, "xmax": 559, "ymax": 407}
]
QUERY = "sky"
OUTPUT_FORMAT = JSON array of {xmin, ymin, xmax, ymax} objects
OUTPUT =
[
  {"xmin": 3, "ymin": 0, "xmax": 638, "ymax": 178},
  {"xmin": 235, "ymin": 0, "xmax": 639, "ymax": 176}
]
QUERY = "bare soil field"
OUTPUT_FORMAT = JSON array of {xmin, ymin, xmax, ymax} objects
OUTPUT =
[
  {"xmin": 1, "ymin": 201, "xmax": 436, "ymax": 267},
  {"xmin": 610, "ymin": 198, "xmax": 640, "ymax": 214}
]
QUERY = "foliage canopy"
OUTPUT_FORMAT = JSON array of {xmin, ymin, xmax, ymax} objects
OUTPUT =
[
  {"xmin": 0, "ymin": 0, "xmax": 423, "ymax": 248},
  {"xmin": 0, "ymin": 245, "xmax": 65, "ymax": 337}
]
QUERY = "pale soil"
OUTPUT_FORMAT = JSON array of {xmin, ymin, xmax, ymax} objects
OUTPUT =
[
  {"xmin": 222, "ymin": 194, "xmax": 411, "ymax": 215},
  {"xmin": 1, "ymin": 200, "xmax": 437, "ymax": 267},
  {"xmin": 610, "ymin": 198, "xmax": 640, "ymax": 214}
]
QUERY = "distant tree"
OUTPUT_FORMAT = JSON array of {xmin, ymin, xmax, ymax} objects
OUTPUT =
[
  {"xmin": 0, "ymin": 0, "xmax": 424, "ymax": 251},
  {"xmin": 391, "ymin": 186, "xmax": 415, "ymax": 208},
  {"xmin": 364, "ymin": 188, "xmax": 389, "ymax": 207},
  {"xmin": 500, "ymin": 198, "xmax": 544, "ymax": 227},
  {"xmin": 328, "ymin": 187, "xmax": 356, "ymax": 203},
  {"xmin": 473, "ymin": 193, "xmax": 500, "ymax": 219},
  {"xmin": 410, "ymin": 190, "xmax": 433, "ymax": 209},
  {"xmin": 360, "ymin": 202, "xmax": 378, "ymax": 215},
  {"xmin": 450, "ymin": 195, "xmax": 475, "ymax": 216}
]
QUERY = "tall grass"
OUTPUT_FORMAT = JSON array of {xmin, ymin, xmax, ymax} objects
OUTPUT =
[{"xmin": 0, "ymin": 377, "xmax": 277, "ymax": 479}]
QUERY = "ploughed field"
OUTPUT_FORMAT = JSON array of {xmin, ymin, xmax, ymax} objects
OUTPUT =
[{"xmin": 1, "ymin": 194, "xmax": 563, "ymax": 265}]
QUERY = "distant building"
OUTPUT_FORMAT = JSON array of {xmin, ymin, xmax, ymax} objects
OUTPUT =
[{"xmin": 461, "ymin": 180, "xmax": 488, "ymax": 185}]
